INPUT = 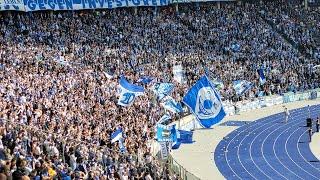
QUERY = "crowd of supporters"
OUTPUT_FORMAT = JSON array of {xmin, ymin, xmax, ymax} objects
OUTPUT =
[
  {"xmin": 260, "ymin": 0, "xmax": 320, "ymax": 59},
  {"xmin": 0, "ymin": 1, "xmax": 319, "ymax": 179}
]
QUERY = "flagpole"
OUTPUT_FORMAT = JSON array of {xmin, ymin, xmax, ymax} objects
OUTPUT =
[
  {"xmin": 193, "ymin": 117, "xmax": 196, "ymax": 131},
  {"xmin": 178, "ymin": 112, "xmax": 182, "ymax": 129}
]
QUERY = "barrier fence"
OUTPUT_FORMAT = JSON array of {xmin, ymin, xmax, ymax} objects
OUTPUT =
[{"xmin": 167, "ymin": 154, "xmax": 201, "ymax": 180}]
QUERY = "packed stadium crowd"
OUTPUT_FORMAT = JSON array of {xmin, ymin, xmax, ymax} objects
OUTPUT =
[
  {"xmin": 0, "ymin": 1, "xmax": 319, "ymax": 179},
  {"xmin": 259, "ymin": 0, "xmax": 320, "ymax": 60}
]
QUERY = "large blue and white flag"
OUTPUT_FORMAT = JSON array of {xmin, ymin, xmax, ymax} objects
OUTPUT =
[
  {"xmin": 161, "ymin": 96, "xmax": 183, "ymax": 114},
  {"xmin": 258, "ymin": 69, "xmax": 266, "ymax": 85},
  {"xmin": 118, "ymin": 77, "xmax": 144, "ymax": 107},
  {"xmin": 152, "ymin": 83, "xmax": 174, "ymax": 100},
  {"xmin": 183, "ymin": 76, "xmax": 226, "ymax": 128},
  {"xmin": 111, "ymin": 129, "xmax": 123, "ymax": 143},
  {"xmin": 233, "ymin": 80, "xmax": 253, "ymax": 96},
  {"xmin": 157, "ymin": 113, "xmax": 172, "ymax": 124},
  {"xmin": 156, "ymin": 124, "xmax": 177, "ymax": 142}
]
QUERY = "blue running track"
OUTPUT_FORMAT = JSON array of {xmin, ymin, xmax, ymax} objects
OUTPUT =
[{"xmin": 214, "ymin": 105, "xmax": 320, "ymax": 180}]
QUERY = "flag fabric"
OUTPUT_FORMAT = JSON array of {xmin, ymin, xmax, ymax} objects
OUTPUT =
[
  {"xmin": 211, "ymin": 79, "xmax": 224, "ymax": 91},
  {"xmin": 118, "ymin": 76, "xmax": 144, "ymax": 107},
  {"xmin": 177, "ymin": 130, "xmax": 193, "ymax": 144},
  {"xmin": 152, "ymin": 83, "xmax": 174, "ymax": 100},
  {"xmin": 138, "ymin": 76, "xmax": 153, "ymax": 84},
  {"xmin": 157, "ymin": 113, "xmax": 172, "ymax": 124},
  {"xmin": 156, "ymin": 124, "xmax": 177, "ymax": 142},
  {"xmin": 171, "ymin": 139, "xmax": 181, "ymax": 149},
  {"xmin": 233, "ymin": 80, "xmax": 253, "ymax": 96},
  {"xmin": 171, "ymin": 130, "xmax": 193, "ymax": 149},
  {"xmin": 119, "ymin": 138, "xmax": 126, "ymax": 153},
  {"xmin": 111, "ymin": 129, "xmax": 123, "ymax": 143},
  {"xmin": 183, "ymin": 76, "xmax": 226, "ymax": 128},
  {"xmin": 173, "ymin": 65, "xmax": 185, "ymax": 84},
  {"xmin": 103, "ymin": 71, "xmax": 114, "ymax": 79},
  {"xmin": 258, "ymin": 69, "xmax": 266, "ymax": 85},
  {"xmin": 161, "ymin": 96, "xmax": 183, "ymax": 114},
  {"xmin": 258, "ymin": 91, "xmax": 265, "ymax": 97}
]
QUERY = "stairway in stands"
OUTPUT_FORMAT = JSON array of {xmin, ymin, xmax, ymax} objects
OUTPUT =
[
  {"xmin": 258, "ymin": 8, "xmax": 310, "ymax": 58},
  {"xmin": 259, "ymin": 6, "xmax": 320, "ymax": 59}
]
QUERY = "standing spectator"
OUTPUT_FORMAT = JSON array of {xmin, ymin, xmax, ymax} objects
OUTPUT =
[
  {"xmin": 284, "ymin": 106, "xmax": 290, "ymax": 123},
  {"xmin": 316, "ymin": 117, "xmax": 320, "ymax": 133}
]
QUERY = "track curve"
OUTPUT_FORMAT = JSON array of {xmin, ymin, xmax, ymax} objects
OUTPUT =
[{"xmin": 214, "ymin": 105, "xmax": 320, "ymax": 180}]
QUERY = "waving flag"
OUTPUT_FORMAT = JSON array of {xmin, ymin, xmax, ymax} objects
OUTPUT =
[
  {"xmin": 152, "ymin": 83, "xmax": 174, "ymax": 100},
  {"xmin": 161, "ymin": 96, "xmax": 183, "ymax": 114},
  {"xmin": 157, "ymin": 113, "xmax": 172, "ymax": 124},
  {"xmin": 103, "ymin": 71, "xmax": 114, "ymax": 79},
  {"xmin": 233, "ymin": 80, "xmax": 253, "ymax": 96},
  {"xmin": 111, "ymin": 129, "xmax": 123, "ymax": 143},
  {"xmin": 118, "ymin": 76, "xmax": 144, "ymax": 107},
  {"xmin": 212, "ymin": 79, "xmax": 224, "ymax": 90},
  {"xmin": 172, "ymin": 129, "xmax": 193, "ymax": 150},
  {"xmin": 156, "ymin": 124, "xmax": 177, "ymax": 142},
  {"xmin": 119, "ymin": 138, "xmax": 126, "ymax": 153},
  {"xmin": 171, "ymin": 139, "xmax": 181, "ymax": 149},
  {"xmin": 258, "ymin": 69, "xmax": 266, "ymax": 85},
  {"xmin": 178, "ymin": 130, "xmax": 193, "ymax": 144},
  {"xmin": 183, "ymin": 76, "xmax": 226, "ymax": 128},
  {"xmin": 173, "ymin": 65, "xmax": 185, "ymax": 84}
]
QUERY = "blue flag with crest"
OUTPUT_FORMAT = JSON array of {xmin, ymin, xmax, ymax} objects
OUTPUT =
[
  {"xmin": 183, "ymin": 76, "xmax": 226, "ymax": 128},
  {"xmin": 118, "ymin": 76, "xmax": 144, "ymax": 107},
  {"xmin": 152, "ymin": 83, "xmax": 174, "ymax": 100},
  {"xmin": 233, "ymin": 80, "xmax": 253, "ymax": 96},
  {"xmin": 258, "ymin": 69, "xmax": 266, "ymax": 85}
]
